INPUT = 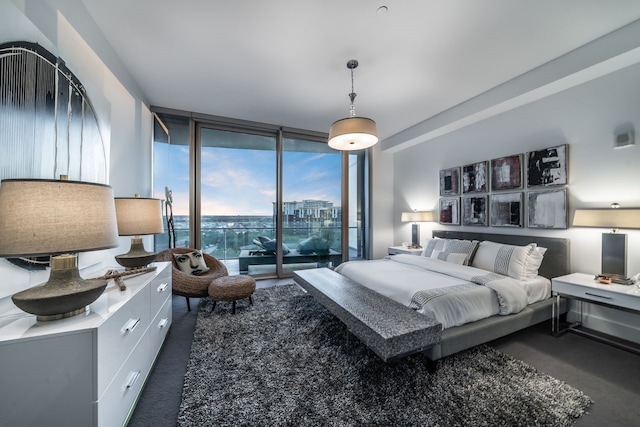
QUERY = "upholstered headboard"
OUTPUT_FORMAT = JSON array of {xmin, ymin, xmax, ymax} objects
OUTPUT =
[{"xmin": 432, "ymin": 230, "xmax": 570, "ymax": 279}]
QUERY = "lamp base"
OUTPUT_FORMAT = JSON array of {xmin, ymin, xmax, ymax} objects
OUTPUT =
[
  {"xmin": 115, "ymin": 237, "xmax": 157, "ymax": 269},
  {"xmin": 11, "ymin": 254, "xmax": 108, "ymax": 321}
]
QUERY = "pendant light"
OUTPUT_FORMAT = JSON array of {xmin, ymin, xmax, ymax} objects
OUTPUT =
[{"xmin": 328, "ymin": 59, "xmax": 378, "ymax": 150}]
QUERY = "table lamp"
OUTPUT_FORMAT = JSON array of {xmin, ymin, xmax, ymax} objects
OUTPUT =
[
  {"xmin": 0, "ymin": 178, "xmax": 120, "ymax": 320},
  {"xmin": 573, "ymin": 204, "xmax": 640, "ymax": 284},
  {"xmin": 114, "ymin": 195, "xmax": 164, "ymax": 269},
  {"xmin": 401, "ymin": 211, "xmax": 434, "ymax": 249}
]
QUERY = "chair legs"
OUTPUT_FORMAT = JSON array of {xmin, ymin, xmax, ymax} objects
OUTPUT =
[
  {"xmin": 210, "ymin": 297, "xmax": 252, "ymax": 315},
  {"xmin": 185, "ymin": 297, "xmax": 192, "ymax": 312}
]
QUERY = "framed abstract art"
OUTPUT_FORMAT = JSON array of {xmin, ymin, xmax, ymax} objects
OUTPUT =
[
  {"xmin": 462, "ymin": 161, "xmax": 488, "ymax": 194},
  {"xmin": 526, "ymin": 144, "xmax": 568, "ymax": 187},
  {"xmin": 490, "ymin": 154, "xmax": 522, "ymax": 191},
  {"xmin": 527, "ymin": 189, "xmax": 568, "ymax": 229},
  {"xmin": 439, "ymin": 198, "xmax": 460, "ymax": 225},
  {"xmin": 462, "ymin": 196, "xmax": 488, "ymax": 226},
  {"xmin": 490, "ymin": 192, "xmax": 523, "ymax": 227},
  {"xmin": 439, "ymin": 167, "xmax": 460, "ymax": 196}
]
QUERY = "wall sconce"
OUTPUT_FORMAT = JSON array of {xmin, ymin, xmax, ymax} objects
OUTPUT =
[
  {"xmin": 0, "ymin": 178, "xmax": 119, "ymax": 320},
  {"xmin": 573, "ymin": 204, "xmax": 640, "ymax": 284},
  {"xmin": 114, "ymin": 195, "xmax": 164, "ymax": 269},
  {"xmin": 401, "ymin": 211, "xmax": 434, "ymax": 249}
]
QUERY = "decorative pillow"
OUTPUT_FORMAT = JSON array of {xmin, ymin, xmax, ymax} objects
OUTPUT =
[
  {"xmin": 253, "ymin": 236, "xmax": 291, "ymax": 255},
  {"xmin": 297, "ymin": 236, "xmax": 330, "ymax": 254},
  {"xmin": 441, "ymin": 239, "xmax": 479, "ymax": 266},
  {"xmin": 430, "ymin": 250, "xmax": 467, "ymax": 265},
  {"xmin": 421, "ymin": 237, "xmax": 445, "ymax": 257},
  {"xmin": 174, "ymin": 250, "xmax": 210, "ymax": 276},
  {"xmin": 471, "ymin": 241, "xmax": 547, "ymax": 280}
]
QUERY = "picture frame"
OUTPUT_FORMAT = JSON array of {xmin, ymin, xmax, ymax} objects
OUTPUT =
[
  {"xmin": 490, "ymin": 192, "xmax": 523, "ymax": 227},
  {"xmin": 490, "ymin": 154, "xmax": 522, "ymax": 191},
  {"xmin": 439, "ymin": 167, "xmax": 460, "ymax": 196},
  {"xmin": 527, "ymin": 188, "xmax": 568, "ymax": 229},
  {"xmin": 526, "ymin": 144, "xmax": 568, "ymax": 187},
  {"xmin": 462, "ymin": 161, "xmax": 488, "ymax": 194},
  {"xmin": 462, "ymin": 196, "xmax": 488, "ymax": 226},
  {"xmin": 439, "ymin": 197, "xmax": 460, "ymax": 225}
]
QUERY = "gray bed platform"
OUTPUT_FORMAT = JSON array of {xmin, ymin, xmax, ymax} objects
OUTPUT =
[
  {"xmin": 423, "ymin": 230, "xmax": 570, "ymax": 363},
  {"xmin": 294, "ymin": 230, "xmax": 570, "ymax": 368}
]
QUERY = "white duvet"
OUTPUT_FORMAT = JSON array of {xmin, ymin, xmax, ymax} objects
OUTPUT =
[{"xmin": 334, "ymin": 254, "xmax": 551, "ymax": 329}]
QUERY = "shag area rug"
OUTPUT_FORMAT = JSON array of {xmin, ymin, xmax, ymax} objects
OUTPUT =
[{"xmin": 178, "ymin": 285, "xmax": 592, "ymax": 426}]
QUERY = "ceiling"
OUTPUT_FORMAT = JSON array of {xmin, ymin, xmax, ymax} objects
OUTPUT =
[{"xmin": 81, "ymin": 0, "xmax": 640, "ymax": 143}]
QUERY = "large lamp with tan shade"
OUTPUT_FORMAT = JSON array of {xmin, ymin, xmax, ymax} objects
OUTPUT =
[
  {"xmin": 0, "ymin": 177, "xmax": 120, "ymax": 320},
  {"xmin": 401, "ymin": 211, "xmax": 435, "ymax": 249},
  {"xmin": 573, "ymin": 204, "xmax": 640, "ymax": 284},
  {"xmin": 114, "ymin": 195, "xmax": 164, "ymax": 269}
]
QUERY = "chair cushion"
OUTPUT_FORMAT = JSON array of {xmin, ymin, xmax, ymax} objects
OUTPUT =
[{"xmin": 174, "ymin": 250, "xmax": 211, "ymax": 275}]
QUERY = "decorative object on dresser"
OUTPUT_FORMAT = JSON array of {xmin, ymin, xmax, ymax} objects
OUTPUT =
[
  {"xmin": 401, "ymin": 210, "xmax": 434, "ymax": 248},
  {"xmin": 0, "ymin": 177, "xmax": 119, "ymax": 320},
  {"xmin": 388, "ymin": 245, "xmax": 423, "ymax": 255},
  {"xmin": 328, "ymin": 59, "xmax": 378, "ymax": 151},
  {"xmin": 155, "ymin": 247, "xmax": 228, "ymax": 311},
  {"xmin": 572, "ymin": 204, "xmax": 640, "ymax": 284},
  {"xmin": 114, "ymin": 194, "xmax": 164, "ymax": 269},
  {"xmin": 0, "ymin": 262, "xmax": 172, "ymax": 427}
]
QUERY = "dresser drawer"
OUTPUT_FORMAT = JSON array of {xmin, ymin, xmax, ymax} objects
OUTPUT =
[
  {"xmin": 96, "ymin": 284, "xmax": 150, "ymax": 396},
  {"xmin": 149, "ymin": 298, "xmax": 172, "ymax": 361},
  {"xmin": 97, "ymin": 332, "xmax": 151, "ymax": 427},
  {"xmin": 149, "ymin": 266, "xmax": 172, "ymax": 315}
]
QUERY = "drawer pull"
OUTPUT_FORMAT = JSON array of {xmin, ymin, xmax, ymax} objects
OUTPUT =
[
  {"xmin": 158, "ymin": 318, "xmax": 169, "ymax": 329},
  {"xmin": 157, "ymin": 283, "xmax": 169, "ymax": 292},
  {"xmin": 585, "ymin": 292, "xmax": 613, "ymax": 300},
  {"xmin": 121, "ymin": 318, "xmax": 140, "ymax": 334},
  {"xmin": 125, "ymin": 370, "xmax": 141, "ymax": 390}
]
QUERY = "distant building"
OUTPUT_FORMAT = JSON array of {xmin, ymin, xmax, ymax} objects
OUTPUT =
[{"xmin": 275, "ymin": 200, "xmax": 341, "ymax": 225}]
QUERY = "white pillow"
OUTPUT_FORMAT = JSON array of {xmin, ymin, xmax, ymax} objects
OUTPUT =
[
  {"xmin": 442, "ymin": 239, "xmax": 479, "ymax": 266},
  {"xmin": 174, "ymin": 250, "xmax": 210, "ymax": 275},
  {"xmin": 421, "ymin": 237, "xmax": 445, "ymax": 257},
  {"xmin": 471, "ymin": 241, "xmax": 546, "ymax": 280},
  {"xmin": 430, "ymin": 250, "xmax": 467, "ymax": 265}
]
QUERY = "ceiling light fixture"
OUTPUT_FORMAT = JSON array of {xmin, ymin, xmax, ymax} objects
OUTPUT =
[{"xmin": 328, "ymin": 59, "xmax": 378, "ymax": 151}]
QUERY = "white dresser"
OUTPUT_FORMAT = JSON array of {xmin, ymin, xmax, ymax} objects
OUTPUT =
[{"xmin": 0, "ymin": 261, "xmax": 172, "ymax": 427}]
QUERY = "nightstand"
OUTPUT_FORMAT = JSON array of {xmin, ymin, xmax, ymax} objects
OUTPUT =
[
  {"xmin": 388, "ymin": 246, "xmax": 423, "ymax": 256},
  {"xmin": 551, "ymin": 272, "xmax": 640, "ymax": 354}
]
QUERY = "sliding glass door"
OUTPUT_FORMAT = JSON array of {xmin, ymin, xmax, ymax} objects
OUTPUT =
[{"xmin": 152, "ymin": 110, "xmax": 368, "ymax": 278}]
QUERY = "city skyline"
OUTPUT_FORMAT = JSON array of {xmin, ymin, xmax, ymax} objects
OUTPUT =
[{"xmin": 154, "ymin": 143, "xmax": 342, "ymax": 216}]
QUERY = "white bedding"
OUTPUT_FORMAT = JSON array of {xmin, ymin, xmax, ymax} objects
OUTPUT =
[{"xmin": 334, "ymin": 254, "xmax": 551, "ymax": 329}]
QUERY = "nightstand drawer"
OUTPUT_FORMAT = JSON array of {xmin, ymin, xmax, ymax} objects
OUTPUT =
[
  {"xmin": 552, "ymin": 274, "xmax": 640, "ymax": 312},
  {"xmin": 149, "ymin": 266, "xmax": 172, "ymax": 314}
]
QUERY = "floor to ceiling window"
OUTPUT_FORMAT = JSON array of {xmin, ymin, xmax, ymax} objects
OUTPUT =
[{"xmin": 153, "ymin": 109, "xmax": 367, "ymax": 278}]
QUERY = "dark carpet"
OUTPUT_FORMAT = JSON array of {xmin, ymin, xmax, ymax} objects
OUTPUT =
[{"xmin": 177, "ymin": 285, "xmax": 592, "ymax": 426}]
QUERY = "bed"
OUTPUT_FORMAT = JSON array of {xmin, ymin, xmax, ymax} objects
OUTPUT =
[{"xmin": 334, "ymin": 230, "xmax": 570, "ymax": 363}]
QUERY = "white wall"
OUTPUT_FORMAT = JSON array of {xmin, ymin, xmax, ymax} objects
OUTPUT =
[
  {"xmin": 0, "ymin": 0, "xmax": 152, "ymax": 305},
  {"xmin": 389, "ymin": 49, "xmax": 640, "ymax": 343}
]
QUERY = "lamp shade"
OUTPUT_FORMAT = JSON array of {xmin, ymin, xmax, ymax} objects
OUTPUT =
[
  {"xmin": 401, "ymin": 211, "xmax": 434, "ymax": 223},
  {"xmin": 114, "ymin": 197, "xmax": 164, "ymax": 236},
  {"xmin": 0, "ymin": 179, "xmax": 119, "ymax": 257},
  {"xmin": 328, "ymin": 117, "xmax": 378, "ymax": 150},
  {"xmin": 573, "ymin": 208, "xmax": 640, "ymax": 229}
]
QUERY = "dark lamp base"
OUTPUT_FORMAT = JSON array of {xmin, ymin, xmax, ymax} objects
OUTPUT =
[
  {"xmin": 115, "ymin": 238, "xmax": 157, "ymax": 269},
  {"xmin": 11, "ymin": 255, "xmax": 108, "ymax": 321}
]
